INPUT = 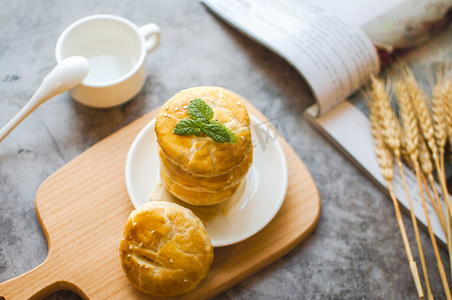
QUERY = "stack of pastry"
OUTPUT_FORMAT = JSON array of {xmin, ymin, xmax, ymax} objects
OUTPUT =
[
  {"xmin": 155, "ymin": 86, "xmax": 253, "ymax": 206},
  {"xmin": 120, "ymin": 87, "xmax": 252, "ymax": 296}
]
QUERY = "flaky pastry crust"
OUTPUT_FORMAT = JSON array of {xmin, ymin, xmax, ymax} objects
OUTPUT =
[
  {"xmin": 160, "ymin": 167, "xmax": 241, "ymax": 206},
  {"xmin": 155, "ymin": 86, "xmax": 251, "ymax": 176},
  {"xmin": 159, "ymin": 146, "xmax": 252, "ymax": 191},
  {"xmin": 119, "ymin": 201, "xmax": 213, "ymax": 297}
]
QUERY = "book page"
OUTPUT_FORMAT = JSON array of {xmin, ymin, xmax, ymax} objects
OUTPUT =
[
  {"xmin": 201, "ymin": 0, "xmax": 379, "ymax": 116},
  {"xmin": 314, "ymin": 0, "xmax": 404, "ymax": 27}
]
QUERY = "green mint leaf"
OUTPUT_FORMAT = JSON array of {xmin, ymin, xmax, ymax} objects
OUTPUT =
[
  {"xmin": 210, "ymin": 120, "xmax": 237, "ymax": 144},
  {"xmin": 188, "ymin": 98, "xmax": 214, "ymax": 123},
  {"xmin": 173, "ymin": 119, "xmax": 203, "ymax": 136},
  {"xmin": 201, "ymin": 122, "xmax": 233, "ymax": 143},
  {"xmin": 173, "ymin": 98, "xmax": 237, "ymax": 144}
]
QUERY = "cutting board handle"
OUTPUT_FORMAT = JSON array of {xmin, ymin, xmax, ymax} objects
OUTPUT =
[{"xmin": 0, "ymin": 259, "xmax": 87, "ymax": 300}]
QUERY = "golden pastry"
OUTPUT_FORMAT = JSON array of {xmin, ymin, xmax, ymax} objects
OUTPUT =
[
  {"xmin": 160, "ymin": 167, "xmax": 241, "ymax": 206},
  {"xmin": 155, "ymin": 86, "xmax": 252, "ymax": 176},
  {"xmin": 119, "ymin": 201, "xmax": 213, "ymax": 297},
  {"xmin": 158, "ymin": 146, "xmax": 253, "ymax": 191}
]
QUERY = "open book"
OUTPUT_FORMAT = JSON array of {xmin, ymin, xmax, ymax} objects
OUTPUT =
[{"xmin": 201, "ymin": 0, "xmax": 452, "ymax": 245}]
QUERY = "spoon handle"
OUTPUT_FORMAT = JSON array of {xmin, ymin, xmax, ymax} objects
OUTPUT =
[
  {"xmin": 0, "ymin": 91, "xmax": 43, "ymax": 143},
  {"xmin": 0, "ymin": 56, "xmax": 89, "ymax": 143}
]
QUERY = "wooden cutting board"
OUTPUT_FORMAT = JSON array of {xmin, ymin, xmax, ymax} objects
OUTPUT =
[{"xmin": 0, "ymin": 100, "xmax": 320, "ymax": 300}]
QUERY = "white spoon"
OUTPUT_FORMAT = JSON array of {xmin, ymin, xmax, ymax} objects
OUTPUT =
[{"xmin": 0, "ymin": 56, "xmax": 90, "ymax": 143}]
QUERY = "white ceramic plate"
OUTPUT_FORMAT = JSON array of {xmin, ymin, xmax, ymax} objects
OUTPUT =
[{"xmin": 125, "ymin": 115, "xmax": 288, "ymax": 247}]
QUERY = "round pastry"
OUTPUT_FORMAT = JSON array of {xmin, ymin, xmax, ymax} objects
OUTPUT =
[
  {"xmin": 160, "ymin": 167, "xmax": 242, "ymax": 206},
  {"xmin": 158, "ymin": 146, "xmax": 253, "ymax": 191},
  {"xmin": 155, "ymin": 86, "xmax": 252, "ymax": 176},
  {"xmin": 119, "ymin": 201, "xmax": 213, "ymax": 297}
]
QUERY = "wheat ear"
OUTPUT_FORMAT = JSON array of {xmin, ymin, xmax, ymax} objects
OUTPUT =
[
  {"xmin": 407, "ymin": 69, "xmax": 452, "ymax": 284},
  {"xmin": 397, "ymin": 79, "xmax": 451, "ymax": 299},
  {"xmin": 406, "ymin": 68, "xmax": 452, "ymax": 216},
  {"xmin": 407, "ymin": 69, "xmax": 451, "ymax": 212},
  {"xmin": 436, "ymin": 74, "xmax": 452, "ymax": 287},
  {"xmin": 432, "ymin": 76, "xmax": 448, "ymax": 178},
  {"xmin": 368, "ymin": 81, "xmax": 424, "ymax": 299},
  {"xmin": 431, "ymin": 77, "xmax": 450, "ymax": 223},
  {"xmin": 444, "ymin": 80, "xmax": 452, "ymax": 149},
  {"xmin": 439, "ymin": 60, "xmax": 452, "ymax": 149},
  {"xmin": 378, "ymin": 77, "xmax": 431, "ymax": 299},
  {"xmin": 401, "ymin": 73, "xmax": 447, "ymax": 229},
  {"xmin": 407, "ymin": 71, "xmax": 440, "ymax": 164}
]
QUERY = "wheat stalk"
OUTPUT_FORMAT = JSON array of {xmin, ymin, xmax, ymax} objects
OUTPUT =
[
  {"xmin": 378, "ymin": 77, "xmax": 432, "ymax": 299},
  {"xmin": 397, "ymin": 79, "xmax": 451, "ymax": 299},
  {"xmin": 418, "ymin": 129, "xmax": 446, "ymax": 224},
  {"xmin": 444, "ymin": 80, "xmax": 452, "ymax": 149},
  {"xmin": 406, "ymin": 68, "xmax": 452, "ymax": 286},
  {"xmin": 438, "ymin": 61, "xmax": 452, "ymax": 149},
  {"xmin": 407, "ymin": 69, "xmax": 452, "ymax": 213},
  {"xmin": 431, "ymin": 75, "xmax": 451, "ymax": 223},
  {"xmin": 434, "ymin": 73, "xmax": 452, "ymax": 286},
  {"xmin": 406, "ymin": 69, "xmax": 451, "ymax": 205},
  {"xmin": 368, "ymin": 80, "xmax": 424, "ymax": 299},
  {"xmin": 417, "ymin": 151, "xmax": 452, "ymax": 300},
  {"xmin": 419, "ymin": 137, "xmax": 447, "ymax": 232},
  {"xmin": 432, "ymin": 72, "xmax": 449, "ymax": 189},
  {"xmin": 421, "ymin": 173, "xmax": 447, "ymax": 233},
  {"xmin": 401, "ymin": 73, "xmax": 447, "ymax": 230}
]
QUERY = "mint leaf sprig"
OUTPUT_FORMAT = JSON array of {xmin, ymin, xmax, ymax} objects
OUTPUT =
[{"xmin": 173, "ymin": 98, "xmax": 237, "ymax": 144}]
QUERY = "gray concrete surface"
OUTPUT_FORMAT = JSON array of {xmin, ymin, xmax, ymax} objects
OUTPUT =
[{"xmin": 0, "ymin": 1, "xmax": 450, "ymax": 299}]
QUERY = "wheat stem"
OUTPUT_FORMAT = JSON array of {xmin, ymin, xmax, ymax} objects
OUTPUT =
[
  {"xmin": 369, "ymin": 81, "xmax": 424, "ymax": 298},
  {"xmin": 444, "ymin": 80, "xmax": 452, "ymax": 149},
  {"xmin": 406, "ymin": 69, "xmax": 452, "ymax": 285},
  {"xmin": 432, "ymin": 77, "xmax": 452, "ymax": 284},
  {"xmin": 415, "ymin": 163, "xmax": 452, "ymax": 299},
  {"xmin": 421, "ymin": 137, "xmax": 452, "ymax": 281},
  {"xmin": 408, "ymin": 70, "xmax": 452, "ymax": 218},
  {"xmin": 429, "ymin": 174, "xmax": 447, "ymax": 230},
  {"xmin": 379, "ymin": 77, "xmax": 431, "ymax": 298},
  {"xmin": 421, "ymin": 173, "xmax": 447, "ymax": 233},
  {"xmin": 441, "ymin": 75, "xmax": 452, "ymax": 282},
  {"xmin": 397, "ymin": 160, "xmax": 434, "ymax": 299},
  {"xmin": 419, "ymin": 135, "xmax": 448, "ymax": 230}
]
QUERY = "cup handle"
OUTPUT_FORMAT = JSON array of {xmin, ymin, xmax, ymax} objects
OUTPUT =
[{"xmin": 139, "ymin": 23, "xmax": 161, "ymax": 53}]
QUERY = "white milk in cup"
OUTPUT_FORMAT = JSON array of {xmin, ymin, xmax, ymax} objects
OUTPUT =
[{"xmin": 55, "ymin": 14, "xmax": 160, "ymax": 108}]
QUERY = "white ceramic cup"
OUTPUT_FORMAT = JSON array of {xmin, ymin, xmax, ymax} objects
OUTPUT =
[{"xmin": 55, "ymin": 14, "xmax": 160, "ymax": 108}]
